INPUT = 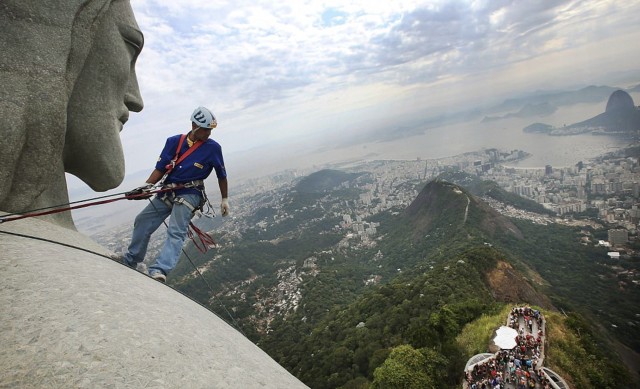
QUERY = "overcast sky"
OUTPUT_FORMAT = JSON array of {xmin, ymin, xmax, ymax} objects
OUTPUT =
[{"xmin": 104, "ymin": 0, "xmax": 640, "ymax": 185}]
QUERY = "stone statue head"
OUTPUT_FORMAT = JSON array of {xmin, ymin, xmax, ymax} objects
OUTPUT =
[{"xmin": 0, "ymin": 0, "xmax": 143, "ymax": 228}]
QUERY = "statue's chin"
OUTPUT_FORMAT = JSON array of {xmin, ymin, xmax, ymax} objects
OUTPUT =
[
  {"xmin": 68, "ymin": 161, "xmax": 125, "ymax": 191},
  {"xmin": 65, "ymin": 139, "xmax": 126, "ymax": 192},
  {"xmin": 83, "ymin": 167, "xmax": 125, "ymax": 191}
]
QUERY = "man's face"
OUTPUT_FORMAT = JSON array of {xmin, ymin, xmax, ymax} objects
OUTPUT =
[
  {"xmin": 193, "ymin": 127, "xmax": 213, "ymax": 142},
  {"xmin": 64, "ymin": 0, "xmax": 144, "ymax": 191}
]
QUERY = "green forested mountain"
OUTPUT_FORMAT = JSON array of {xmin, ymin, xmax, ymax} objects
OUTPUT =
[
  {"xmin": 402, "ymin": 179, "xmax": 524, "ymax": 242},
  {"xmin": 261, "ymin": 248, "xmax": 630, "ymax": 388},
  {"xmin": 261, "ymin": 246, "xmax": 501, "ymax": 388},
  {"xmin": 170, "ymin": 174, "xmax": 636, "ymax": 388}
]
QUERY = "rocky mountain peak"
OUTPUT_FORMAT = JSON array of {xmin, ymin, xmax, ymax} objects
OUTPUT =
[
  {"xmin": 403, "ymin": 179, "xmax": 523, "ymax": 241},
  {"xmin": 605, "ymin": 89, "xmax": 635, "ymax": 113}
]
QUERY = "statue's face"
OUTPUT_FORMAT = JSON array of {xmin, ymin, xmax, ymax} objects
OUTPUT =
[{"xmin": 65, "ymin": 0, "xmax": 144, "ymax": 190}]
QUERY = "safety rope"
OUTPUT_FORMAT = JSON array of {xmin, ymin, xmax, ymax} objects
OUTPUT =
[
  {"xmin": 177, "ymin": 233, "xmax": 246, "ymax": 337},
  {"xmin": 164, "ymin": 133, "xmax": 202, "ymax": 177},
  {"xmin": 180, "ymin": 241, "xmax": 247, "ymax": 337},
  {"xmin": 0, "ymin": 187, "xmax": 178, "ymax": 224},
  {"xmin": 0, "ymin": 190, "xmax": 133, "ymax": 218},
  {"xmin": 188, "ymin": 222, "xmax": 217, "ymax": 253},
  {"xmin": 0, "ymin": 184, "xmax": 218, "ymax": 258},
  {"xmin": 147, "ymin": 199, "xmax": 247, "ymax": 337}
]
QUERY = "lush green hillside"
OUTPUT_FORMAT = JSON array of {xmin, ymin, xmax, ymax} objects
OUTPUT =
[
  {"xmin": 260, "ymin": 247, "xmax": 504, "ymax": 388},
  {"xmin": 493, "ymin": 219, "xmax": 640, "ymax": 354},
  {"xmin": 257, "ymin": 181, "xmax": 632, "ymax": 387},
  {"xmin": 168, "ymin": 174, "xmax": 636, "ymax": 388},
  {"xmin": 544, "ymin": 311, "xmax": 631, "ymax": 388},
  {"xmin": 260, "ymin": 246, "xmax": 632, "ymax": 388},
  {"xmin": 364, "ymin": 180, "xmax": 524, "ymax": 276}
]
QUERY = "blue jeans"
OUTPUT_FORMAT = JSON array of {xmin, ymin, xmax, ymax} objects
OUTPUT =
[{"xmin": 123, "ymin": 193, "xmax": 200, "ymax": 276}]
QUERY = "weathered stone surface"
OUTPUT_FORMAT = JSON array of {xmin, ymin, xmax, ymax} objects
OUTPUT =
[
  {"xmin": 0, "ymin": 216, "xmax": 308, "ymax": 388},
  {"xmin": 0, "ymin": 0, "xmax": 143, "ymax": 228}
]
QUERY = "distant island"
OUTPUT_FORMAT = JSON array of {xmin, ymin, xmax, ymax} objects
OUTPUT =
[
  {"xmin": 523, "ymin": 90, "xmax": 640, "ymax": 137},
  {"xmin": 482, "ymin": 102, "xmax": 556, "ymax": 122}
]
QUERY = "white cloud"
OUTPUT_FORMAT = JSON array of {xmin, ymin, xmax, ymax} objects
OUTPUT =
[{"xmin": 118, "ymin": 0, "xmax": 640, "ymax": 173}]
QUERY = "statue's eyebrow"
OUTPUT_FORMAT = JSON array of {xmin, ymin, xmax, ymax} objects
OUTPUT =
[{"xmin": 118, "ymin": 23, "xmax": 144, "ymax": 55}]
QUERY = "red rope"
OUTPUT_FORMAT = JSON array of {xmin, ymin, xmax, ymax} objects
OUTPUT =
[
  {"xmin": 187, "ymin": 222, "xmax": 217, "ymax": 253},
  {"xmin": 0, "ymin": 187, "xmax": 180, "ymax": 224},
  {"xmin": 2, "ymin": 184, "xmax": 217, "ymax": 254}
]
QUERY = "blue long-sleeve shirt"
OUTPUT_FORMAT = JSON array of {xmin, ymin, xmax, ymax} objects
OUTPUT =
[{"xmin": 156, "ymin": 134, "xmax": 226, "ymax": 196}]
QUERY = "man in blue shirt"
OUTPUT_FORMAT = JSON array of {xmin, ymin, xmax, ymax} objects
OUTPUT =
[{"xmin": 121, "ymin": 106, "xmax": 229, "ymax": 282}]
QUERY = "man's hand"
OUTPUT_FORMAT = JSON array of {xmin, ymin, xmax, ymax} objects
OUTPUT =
[
  {"xmin": 221, "ymin": 198, "xmax": 230, "ymax": 216},
  {"xmin": 125, "ymin": 183, "xmax": 155, "ymax": 200}
]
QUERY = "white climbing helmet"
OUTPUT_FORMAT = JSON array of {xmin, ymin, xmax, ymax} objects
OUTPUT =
[{"xmin": 191, "ymin": 106, "xmax": 217, "ymax": 129}]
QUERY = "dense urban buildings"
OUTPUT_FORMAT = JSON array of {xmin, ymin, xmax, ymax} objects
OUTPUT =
[{"xmin": 90, "ymin": 147, "xmax": 639, "ymax": 267}]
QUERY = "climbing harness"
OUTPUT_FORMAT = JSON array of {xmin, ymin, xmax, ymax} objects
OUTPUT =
[
  {"xmin": 156, "ymin": 186, "xmax": 217, "ymax": 253},
  {"xmin": 154, "ymin": 132, "xmax": 217, "ymax": 252},
  {"xmin": 159, "ymin": 180, "xmax": 214, "ymax": 217},
  {"xmin": 160, "ymin": 133, "xmax": 203, "ymax": 184}
]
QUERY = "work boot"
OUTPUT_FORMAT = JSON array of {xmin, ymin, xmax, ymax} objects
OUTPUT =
[
  {"xmin": 108, "ymin": 253, "xmax": 135, "ymax": 269},
  {"xmin": 109, "ymin": 254, "xmax": 142, "ymax": 274},
  {"xmin": 108, "ymin": 253, "xmax": 125, "ymax": 264},
  {"xmin": 120, "ymin": 255, "xmax": 138, "ymax": 270},
  {"xmin": 150, "ymin": 271, "xmax": 166, "ymax": 283},
  {"xmin": 137, "ymin": 262, "xmax": 148, "ymax": 274}
]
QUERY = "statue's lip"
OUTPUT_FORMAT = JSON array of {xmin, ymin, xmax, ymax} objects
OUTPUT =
[{"xmin": 118, "ymin": 112, "xmax": 130, "ymax": 126}]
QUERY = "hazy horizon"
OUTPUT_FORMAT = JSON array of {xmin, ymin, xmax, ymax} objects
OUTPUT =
[
  {"xmin": 67, "ymin": 86, "xmax": 636, "ymax": 255},
  {"xmin": 67, "ymin": 82, "xmax": 639, "ymax": 196},
  {"xmin": 66, "ymin": 0, "xmax": 640, "ymax": 201},
  {"xmin": 112, "ymin": 2, "xmax": 640, "ymax": 170}
]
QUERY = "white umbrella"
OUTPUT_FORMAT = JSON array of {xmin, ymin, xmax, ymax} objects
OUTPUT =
[{"xmin": 493, "ymin": 326, "xmax": 518, "ymax": 349}]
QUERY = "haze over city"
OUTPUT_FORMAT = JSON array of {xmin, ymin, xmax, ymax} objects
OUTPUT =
[{"xmin": 67, "ymin": 0, "xmax": 640, "ymax": 191}]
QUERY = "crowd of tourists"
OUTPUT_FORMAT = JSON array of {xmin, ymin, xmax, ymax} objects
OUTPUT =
[
  {"xmin": 508, "ymin": 306, "xmax": 543, "ymax": 336},
  {"xmin": 464, "ymin": 306, "xmax": 554, "ymax": 389}
]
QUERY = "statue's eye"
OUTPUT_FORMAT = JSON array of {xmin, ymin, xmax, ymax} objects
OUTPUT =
[
  {"xmin": 118, "ymin": 24, "xmax": 144, "ymax": 61},
  {"xmin": 123, "ymin": 36, "xmax": 142, "ymax": 59}
]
